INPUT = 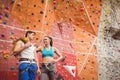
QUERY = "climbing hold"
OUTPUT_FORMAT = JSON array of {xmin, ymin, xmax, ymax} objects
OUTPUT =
[
  {"xmin": 4, "ymin": 17, "xmax": 9, "ymax": 21},
  {"xmin": 4, "ymin": 9, "xmax": 10, "ymax": 14},
  {"xmin": 0, "ymin": 4, "xmax": 5, "ymax": 9},
  {"xmin": 10, "ymin": 66, "xmax": 15, "ymax": 70},
  {"xmin": 3, "ymin": 50, "xmax": 10, "ymax": 60},
  {"xmin": 80, "ymin": 7, "xmax": 84, "ymax": 11},
  {"xmin": 67, "ymin": 0, "xmax": 70, "ymax": 3},
  {"xmin": 38, "ymin": 20, "xmax": 40, "ymax": 22},
  {"xmin": 3, "ymin": 54, "xmax": 10, "ymax": 59},
  {"xmin": 10, "ymin": 35, "xmax": 15, "ymax": 40},
  {"xmin": 3, "ymin": 21, "xmax": 7, "ymax": 24},
  {"xmin": 31, "ymin": 13, "xmax": 34, "ymax": 15},
  {"xmin": 36, "ymin": 38, "xmax": 38, "ymax": 40},
  {"xmin": 5, "ymin": 7, "xmax": 9, "ymax": 10},
  {"xmin": 16, "ymin": 61, "xmax": 19, "ymax": 65},
  {"xmin": 34, "ymin": 5, "xmax": 36, "ymax": 7},
  {"xmin": 53, "ymin": 1, "xmax": 57, "ymax": 4},
  {"xmin": 11, "ymin": 0, "xmax": 15, "ymax": 4},
  {"xmin": 41, "ymin": 0, "xmax": 44, "ymax": 3},
  {"xmin": 46, "ymin": 22, "xmax": 48, "ymax": 25},
  {"xmin": 11, "ymin": 31, "xmax": 14, "ymax": 35},
  {"xmin": 81, "ymin": 18, "xmax": 85, "ymax": 21},
  {"xmin": 17, "ymin": 2, "xmax": 22, "ymax": 6},
  {"xmin": 45, "ymin": 15, "xmax": 47, "ymax": 18},
  {"xmin": 26, "ymin": 27, "xmax": 29, "ymax": 29},
  {"xmin": 34, "ymin": 25, "xmax": 36, "ymax": 28},
  {"xmin": 90, "ymin": 4, "xmax": 93, "ymax": 6},
  {"xmin": 53, "ymin": 6, "xmax": 56, "ymax": 10},
  {"xmin": 1, "ymin": 34, "xmax": 5, "ymax": 37},
  {"xmin": 0, "ymin": 16, "xmax": 2, "ymax": 20},
  {"xmin": 3, "ymin": 50, "xmax": 9, "ymax": 54},
  {"xmin": 69, "ymin": 18, "xmax": 72, "ymax": 22},
  {"xmin": 40, "ymin": 11, "xmax": 44, "ymax": 14},
  {"xmin": 48, "ymin": 0, "xmax": 51, "ymax": 4}
]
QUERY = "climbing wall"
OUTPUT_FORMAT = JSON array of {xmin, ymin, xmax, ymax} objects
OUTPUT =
[
  {"xmin": 98, "ymin": 0, "xmax": 120, "ymax": 80},
  {"xmin": 0, "ymin": 0, "xmax": 104, "ymax": 80}
]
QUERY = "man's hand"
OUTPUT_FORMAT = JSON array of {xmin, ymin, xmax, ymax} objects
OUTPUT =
[
  {"xmin": 24, "ymin": 42, "xmax": 32, "ymax": 48},
  {"xmin": 37, "ymin": 68, "xmax": 41, "ymax": 76}
]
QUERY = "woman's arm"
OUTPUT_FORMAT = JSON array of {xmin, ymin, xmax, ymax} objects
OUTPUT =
[{"xmin": 53, "ymin": 47, "xmax": 63, "ymax": 62}]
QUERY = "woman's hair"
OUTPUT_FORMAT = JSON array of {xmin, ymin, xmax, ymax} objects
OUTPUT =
[{"xmin": 45, "ymin": 36, "xmax": 53, "ymax": 46}]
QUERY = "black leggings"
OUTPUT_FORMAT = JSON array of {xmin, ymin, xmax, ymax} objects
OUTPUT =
[{"xmin": 39, "ymin": 62, "xmax": 56, "ymax": 80}]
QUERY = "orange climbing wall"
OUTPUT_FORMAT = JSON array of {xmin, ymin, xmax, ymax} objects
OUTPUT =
[{"xmin": 0, "ymin": 0, "xmax": 104, "ymax": 80}]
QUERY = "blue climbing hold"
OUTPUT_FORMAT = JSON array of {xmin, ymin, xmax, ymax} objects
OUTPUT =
[
  {"xmin": 10, "ymin": 66, "xmax": 15, "ymax": 70},
  {"xmin": 11, "ymin": 32, "xmax": 14, "ymax": 34},
  {"xmin": 4, "ymin": 13, "xmax": 9, "ymax": 18},
  {"xmin": 11, "ymin": 0, "xmax": 15, "ymax": 4},
  {"xmin": 3, "ymin": 21, "xmax": 7, "ymax": 24}
]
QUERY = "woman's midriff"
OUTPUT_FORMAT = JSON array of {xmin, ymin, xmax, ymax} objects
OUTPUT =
[{"xmin": 42, "ymin": 57, "xmax": 54, "ymax": 63}]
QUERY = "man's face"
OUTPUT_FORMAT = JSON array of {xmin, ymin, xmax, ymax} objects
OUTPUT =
[{"xmin": 28, "ymin": 33, "xmax": 35, "ymax": 40}]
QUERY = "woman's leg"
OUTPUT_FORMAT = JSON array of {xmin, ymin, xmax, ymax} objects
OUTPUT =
[
  {"xmin": 39, "ymin": 72, "xmax": 49, "ymax": 80},
  {"xmin": 48, "ymin": 63, "xmax": 56, "ymax": 80},
  {"xmin": 48, "ymin": 71, "xmax": 56, "ymax": 80},
  {"xmin": 39, "ymin": 64, "xmax": 49, "ymax": 80}
]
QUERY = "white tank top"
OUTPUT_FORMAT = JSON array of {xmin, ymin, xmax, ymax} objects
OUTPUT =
[{"xmin": 20, "ymin": 42, "xmax": 36, "ymax": 64}]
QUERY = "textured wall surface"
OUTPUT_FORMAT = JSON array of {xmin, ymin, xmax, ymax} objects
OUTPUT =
[
  {"xmin": 0, "ymin": 0, "xmax": 103, "ymax": 80},
  {"xmin": 98, "ymin": 0, "xmax": 120, "ymax": 80}
]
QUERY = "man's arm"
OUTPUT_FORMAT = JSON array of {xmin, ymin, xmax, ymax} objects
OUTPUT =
[
  {"xmin": 13, "ymin": 41, "xmax": 31, "ymax": 55},
  {"xmin": 34, "ymin": 49, "xmax": 41, "ymax": 74}
]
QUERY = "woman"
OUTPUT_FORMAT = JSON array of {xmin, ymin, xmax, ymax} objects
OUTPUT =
[{"xmin": 37, "ymin": 36, "xmax": 63, "ymax": 80}]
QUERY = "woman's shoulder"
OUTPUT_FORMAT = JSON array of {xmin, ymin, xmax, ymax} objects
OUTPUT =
[
  {"xmin": 36, "ymin": 46, "xmax": 44, "ymax": 52},
  {"xmin": 52, "ymin": 47, "xmax": 58, "ymax": 51}
]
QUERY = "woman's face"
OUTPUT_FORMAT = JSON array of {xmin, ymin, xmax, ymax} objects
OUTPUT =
[{"xmin": 43, "ymin": 37, "xmax": 50, "ymax": 45}]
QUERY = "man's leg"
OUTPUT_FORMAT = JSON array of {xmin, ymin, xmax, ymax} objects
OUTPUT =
[
  {"xmin": 29, "ymin": 63, "xmax": 37, "ymax": 80},
  {"xmin": 19, "ymin": 63, "xmax": 30, "ymax": 80}
]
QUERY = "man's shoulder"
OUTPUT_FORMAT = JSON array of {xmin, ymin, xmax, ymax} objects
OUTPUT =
[{"xmin": 16, "ymin": 40, "xmax": 24, "ymax": 45}]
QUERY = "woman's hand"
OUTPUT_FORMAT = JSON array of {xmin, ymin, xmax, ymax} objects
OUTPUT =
[{"xmin": 53, "ymin": 59, "xmax": 58, "ymax": 63}]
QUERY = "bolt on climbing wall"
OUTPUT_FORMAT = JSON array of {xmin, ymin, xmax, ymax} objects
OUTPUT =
[
  {"xmin": 98, "ymin": 0, "xmax": 120, "ymax": 80},
  {"xmin": 0, "ymin": 0, "xmax": 104, "ymax": 80}
]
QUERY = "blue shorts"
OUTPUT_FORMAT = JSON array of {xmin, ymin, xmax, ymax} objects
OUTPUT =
[{"xmin": 19, "ymin": 63, "xmax": 37, "ymax": 80}]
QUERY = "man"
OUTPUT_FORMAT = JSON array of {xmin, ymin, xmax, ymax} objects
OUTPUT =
[{"xmin": 13, "ymin": 31, "xmax": 40, "ymax": 80}]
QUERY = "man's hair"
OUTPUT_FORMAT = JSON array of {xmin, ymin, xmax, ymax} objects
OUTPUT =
[{"xmin": 25, "ymin": 30, "xmax": 35, "ymax": 37}]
